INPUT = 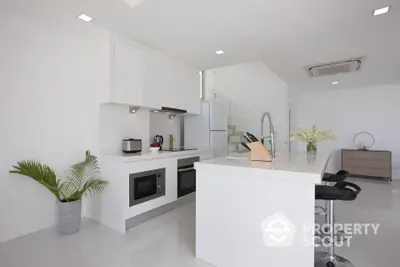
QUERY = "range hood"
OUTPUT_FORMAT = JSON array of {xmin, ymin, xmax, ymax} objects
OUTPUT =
[{"xmin": 159, "ymin": 107, "xmax": 187, "ymax": 115}]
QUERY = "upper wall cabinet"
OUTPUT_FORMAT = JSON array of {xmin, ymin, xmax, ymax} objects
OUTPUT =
[
  {"xmin": 142, "ymin": 49, "xmax": 171, "ymax": 110},
  {"xmin": 110, "ymin": 37, "xmax": 146, "ymax": 106},
  {"xmin": 104, "ymin": 36, "xmax": 201, "ymax": 114},
  {"xmin": 142, "ymin": 50, "xmax": 201, "ymax": 114},
  {"xmin": 171, "ymin": 60, "xmax": 201, "ymax": 114}
]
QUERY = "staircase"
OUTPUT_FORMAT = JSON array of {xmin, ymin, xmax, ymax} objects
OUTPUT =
[{"xmin": 228, "ymin": 125, "xmax": 248, "ymax": 153}]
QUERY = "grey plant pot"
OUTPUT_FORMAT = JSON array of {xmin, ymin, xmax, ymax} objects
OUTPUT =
[{"xmin": 57, "ymin": 199, "xmax": 82, "ymax": 235}]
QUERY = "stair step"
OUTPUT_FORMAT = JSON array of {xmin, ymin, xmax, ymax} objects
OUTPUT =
[
  {"xmin": 234, "ymin": 131, "xmax": 244, "ymax": 137},
  {"xmin": 229, "ymin": 135, "xmax": 241, "ymax": 144}
]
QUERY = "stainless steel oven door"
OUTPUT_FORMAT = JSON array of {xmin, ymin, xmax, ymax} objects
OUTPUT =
[{"xmin": 129, "ymin": 168, "xmax": 166, "ymax": 207}]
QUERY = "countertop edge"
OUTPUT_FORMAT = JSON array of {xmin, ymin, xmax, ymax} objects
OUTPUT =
[
  {"xmin": 100, "ymin": 148, "xmax": 213, "ymax": 162},
  {"xmin": 195, "ymin": 162, "xmax": 322, "ymax": 183},
  {"xmin": 195, "ymin": 153, "xmax": 330, "ymax": 184}
]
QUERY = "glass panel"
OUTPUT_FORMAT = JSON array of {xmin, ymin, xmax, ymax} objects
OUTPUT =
[
  {"xmin": 179, "ymin": 170, "xmax": 196, "ymax": 190},
  {"xmin": 134, "ymin": 175, "xmax": 157, "ymax": 200},
  {"xmin": 200, "ymin": 71, "xmax": 203, "ymax": 99}
]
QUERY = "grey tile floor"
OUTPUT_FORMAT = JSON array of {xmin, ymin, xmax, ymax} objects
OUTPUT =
[
  {"xmin": 1, "ymin": 179, "xmax": 399, "ymax": 267},
  {"xmin": 329, "ymin": 179, "xmax": 400, "ymax": 267}
]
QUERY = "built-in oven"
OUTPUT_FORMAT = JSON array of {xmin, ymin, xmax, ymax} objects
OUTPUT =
[
  {"xmin": 129, "ymin": 168, "xmax": 166, "ymax": 207},
  {"xmin": 178, "ymin": 156, "xmax": 200, "ymax": 198}
]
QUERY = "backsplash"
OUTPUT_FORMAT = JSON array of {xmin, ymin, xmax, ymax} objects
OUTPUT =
[
  {"xmin": 99, "ymin": 104, "xmax": 150, "ymax": 154},
  {"xmin": 149, "ymin": 112, "xmax": 181, "ymax": 148},
  {"xmin": 99, "ymin": 105, "xmax": 183, "ymax": 154}
]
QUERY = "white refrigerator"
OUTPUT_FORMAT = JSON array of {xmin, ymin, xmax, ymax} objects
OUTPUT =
[{"xmin": 184, "ymin": 100, "xmax": 228, "ymax": 157}]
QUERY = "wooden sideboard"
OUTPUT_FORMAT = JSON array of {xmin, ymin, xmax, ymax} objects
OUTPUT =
[{"xmin": 341, "ymin": 149, "xmax": 392, "ymax": 181}]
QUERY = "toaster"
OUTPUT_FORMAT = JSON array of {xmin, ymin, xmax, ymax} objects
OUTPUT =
[{"xmin": 122, "ymin": 138, "xmax": 142, "ymax": 154}]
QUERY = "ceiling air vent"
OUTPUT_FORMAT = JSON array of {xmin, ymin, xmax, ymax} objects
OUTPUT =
[{"xmin": 306, "ymin": 57, "xmax": 363, "ymax": 77}]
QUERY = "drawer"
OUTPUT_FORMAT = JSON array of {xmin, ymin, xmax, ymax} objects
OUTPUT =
[
  {"xmin": 345, "ymin": 167, "xmax": 391, "ymax": 178},
  {"xmin": 342, "ymin": 150, "xmax": 391, "ymax": 161},
  {"xmin": 343, "ymin": 159, "xmax": 391, "ymax": 169}
]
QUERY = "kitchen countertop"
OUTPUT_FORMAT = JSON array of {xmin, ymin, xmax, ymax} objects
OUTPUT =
[
  {"xmin": 101, "ymin": 147, "xmax": 213, "ymax": 162},
  {"xmin": 196, "ymin": 152, "xmax": 330, "ymax": 184}
]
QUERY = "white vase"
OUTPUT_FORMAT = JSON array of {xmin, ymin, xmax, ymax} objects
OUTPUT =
[{"xmin": 57, "ymin": 199, "xmax": 82, "ymax": 235}]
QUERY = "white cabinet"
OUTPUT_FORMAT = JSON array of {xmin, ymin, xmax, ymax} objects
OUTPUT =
[
  {"xmin": 162, "ymin": 59, "xmax": 201, "ymax": 113},
  {"xmin": 104, "ymin": 35, "xmax": 201, "ymax": 113},
  {"xmin": 89, "ymin": 156, "xmax": 178, "ymax": 233},
  {"xmin": 143, "ymin": 52, "xmax": 200, "ymax": 113},
  {"xmin": 163, "ymin": 59, "xmax": 182, "ymax": 109},
  {"xmin": 110, "ymin": 38, "xmax": 145, "ymax": 106},
  {"xmin": 177, "ymin": 62, "xmax": 201, "ymax": 114},
  {"xmin": 142, "ymin": 50, "xmax": 172, "ymax": 109}
]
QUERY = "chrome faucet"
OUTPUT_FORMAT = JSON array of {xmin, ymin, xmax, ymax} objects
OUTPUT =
[{"xmin": 261, "ymin": 111, "xmax": 276, "ymax": 157}]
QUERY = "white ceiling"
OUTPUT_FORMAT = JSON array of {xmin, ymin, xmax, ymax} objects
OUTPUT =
[{"xmin": 3, "ymin": 0, "xmax": 400, "ymax": 91}]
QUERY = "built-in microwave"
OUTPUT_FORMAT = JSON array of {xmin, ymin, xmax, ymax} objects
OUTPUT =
[
  {"xmin": 177, "ymin": 156, "xmax": 199, "ymax": 198},
  {"xmin": 129, "ymin": 168, "xmax": 166, "ymax": 207}
]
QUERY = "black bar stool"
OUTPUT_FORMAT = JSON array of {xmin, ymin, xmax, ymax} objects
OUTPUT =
[
  {"xmin": 315, "ymin": 181, "xmax": 361, "ymax": 267},
  {"xmin": 323, "ymin": 170, "xmax": 349, "ymax": 184},
  {"xmin": 316, "ymin": 170, "xmax": 349, "ymax": 223}
]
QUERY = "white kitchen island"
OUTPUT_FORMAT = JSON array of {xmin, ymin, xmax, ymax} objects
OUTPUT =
[{"xmin": 195, "ymin": 153, "xmax": 330, "ymax": 267}]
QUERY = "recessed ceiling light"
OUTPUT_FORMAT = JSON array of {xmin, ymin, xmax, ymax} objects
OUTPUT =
[
  {"xmin": 216, "ymin": 50, "xmax": 225, "ymax": 55},
  {"xmin": 78, "ymin": 14, "xmax": 93, "ymax": 22},
  {"xmin": 332, "ymin": 81, "xmax": 339, "ymax": 85},
  {"xmin": 152, "ymin": 110, "xmax": 159, "ymax": 113},
  {"xmin": 373, "ymin": 6, "xmax": 390, "ymax": 16}
]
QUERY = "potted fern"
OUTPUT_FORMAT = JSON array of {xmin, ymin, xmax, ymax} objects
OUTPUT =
[
  {"xmin": 10, "ymin": 150, "xmax": 108, "ymax": 235},
  {"xmin": 289, "ymin": 125, "xmax": 335, "ymax": 158}
]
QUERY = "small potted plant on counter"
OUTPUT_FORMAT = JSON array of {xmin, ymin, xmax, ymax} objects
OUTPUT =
[
  {"xmin": 169, "ymin": 134, "xmax": 175, "ymax": 151},
  {"xmin": 288, "ymin": 125, "xmax": 336, "ymax": 160},
  {"xmin": 9, "ymin": 150, "xmax": 108, "ymax": 235}
]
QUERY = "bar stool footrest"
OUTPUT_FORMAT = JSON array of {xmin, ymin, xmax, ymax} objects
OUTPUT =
[{"xmin": 315, "ymin": 206, "xmax": 327, "ymax": 215}]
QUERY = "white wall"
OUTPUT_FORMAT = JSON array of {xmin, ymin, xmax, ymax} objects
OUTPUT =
[
  {"xmin": 292, "ymin": 84, "xmax": 400, "ymax": 178},
  {"xmin": 99, "ymin": 104, "xmax": 150, "ymax": 154},
  {"xmin": 0, "ymin": 12, "xmax": 112, "ymax": 243},
  {"xmin": 0, "ymin": 9, "xmax": 199, "ymax": 243},
  {"xmin": 149, "ymin": 113, "xmax": 181, "ymax": 149},
  {"xmin": 99, "ymin": 106, "xmax": 183, "ymax": 153},
  {"xmin": 205, "ymin": 61, "xmax": 289, "ymax": 153}
]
